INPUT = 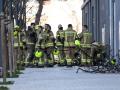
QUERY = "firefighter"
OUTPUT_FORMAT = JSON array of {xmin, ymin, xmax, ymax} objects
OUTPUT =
[
  {"xmin": 78, "ymin": 25, "xmax": 92, "ymax": 43},
  {"xmin": 19, "ymin": 29, "xmax": 27, "ymax": 67},
  {"xmin": 35, "ymin": 26, "xmax": 45, "ymax": 67},
  {"xmin": 25, "ymin": 23, "xmax": 37, "ymax": 66},
  {"xmin": 13, "ymin": 25, "xmax": 20, "ymax": 71},
  {"xmin": 44, "ymin": 24, "xmax": 55, "ymax": 66},
  {"xmin": 56, "ymin": 24, "xmax": 65, "ymax": 65},
  {"xmin": 35, "ymin": 26, "xmax": 44, "ymax": 49},
  {"xmin": 38, "ymin": 26, "xmax": 49, "ymax": 67},
  {"xmin": 64, "ymin": 24, "xmax": 78, "ymax": 66},
  {"xmin": 35, "ymin": 25, "xmax": 40, "ymax": 37},
  {"xmin": 78, "ymin": 25, "xmax": 93, "ymax": 65}
]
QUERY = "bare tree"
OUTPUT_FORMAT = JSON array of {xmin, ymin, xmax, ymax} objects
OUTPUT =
[
  {"xmin": 35, "ymin": 0, "xmax": 43, "ymax": 24},
  {"xmin": 35, "ymin": 0, "xmax": 50, "ymax": 25}
]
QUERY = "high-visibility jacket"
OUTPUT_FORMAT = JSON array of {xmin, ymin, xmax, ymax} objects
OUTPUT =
[
  {"xmin": 56, "ymin": 30, "xmax": 64, "ymax": 46},
  {"xmin": 37, "ymin": 30, "xmax": 54, "ymax": 49},
  {"xmin": 36, "ymin": 31, "xmax": 44, "ymax": 48},
  {"xmin": 83, "ymin": 32, "xmax": 92, "ymax": 44},
  {"xmin": 64, "ymin": 29, "xmax": 77, "ymax": 47},
  {"xmin": 78, "ymin": 30, "xmax": 92, "ymax": 45},
  {"xmin": 40, "ymin": 31, "xmax": 48, "ymax": 49},
  {"xmin": 45, "ymin": 30, "xmax": 54, "ymax": 48}
]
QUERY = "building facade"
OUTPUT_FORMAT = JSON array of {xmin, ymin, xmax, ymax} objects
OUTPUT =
[
  {"xmin": 0, "ymin": 0, "xmax": 3, "ymax": 67},
  {"xmin": 82, "ymin": 0, "xmax": 120, "ymax": 61}
]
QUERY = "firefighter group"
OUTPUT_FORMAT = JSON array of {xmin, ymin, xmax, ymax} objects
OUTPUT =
[{"xmin": 13, "ymin": 23, "xmax": 106, "ymax": 68}]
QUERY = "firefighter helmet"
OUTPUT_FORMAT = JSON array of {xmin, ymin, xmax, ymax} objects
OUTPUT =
[
  {"xmin": 75, "ymin": 40, "xmax": 81, "ymax": 47},
  {"xmin": 58, "ymin": 24, "xmax": 62, "ymax": 29},
  {"xmin": 35, "ymin": 50, "xmax": 43, "ymax": 58},
  {"xmin": 53, "ymin": 50, "xmax": 60, "ymax": 55}
]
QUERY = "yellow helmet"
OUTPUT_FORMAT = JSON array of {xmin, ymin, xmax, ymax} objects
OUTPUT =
[
  {"xmin": 35, "ymin": 50, "xmax": 43, "ymax": 58},
  {"xmin": 53, "ymin": 50, "xmax": 60, "ymax": 55},
  {"xmin": 75, "ymin": 40, "xmax": 81, "ymax": 47}
]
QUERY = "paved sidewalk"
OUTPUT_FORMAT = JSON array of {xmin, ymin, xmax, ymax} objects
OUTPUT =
[{"xmin": 7, "ymin": 67, "xmax": 120, "ymax": 90}]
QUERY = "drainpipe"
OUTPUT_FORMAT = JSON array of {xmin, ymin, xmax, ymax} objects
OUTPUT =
[
  {"xmin": 119, "ymin": 21, "xmax": 120, "ymax": 62},
  {"xmin": 113, "ymin": 0, "xmax": 117, "ymax": 60},
  {"xmin": 109, "ymin": 0, "xmax": 114, "ymax": 58}
]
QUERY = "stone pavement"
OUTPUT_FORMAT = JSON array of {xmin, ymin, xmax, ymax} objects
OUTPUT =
[{"xmin": 6, "ymin": 67, "xmax": 120, "ymax": 90}]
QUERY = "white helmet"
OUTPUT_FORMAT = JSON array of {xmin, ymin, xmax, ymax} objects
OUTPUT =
[{"xmin": 58, "ymin": 24, "xmax": 62, "ymax": 29}]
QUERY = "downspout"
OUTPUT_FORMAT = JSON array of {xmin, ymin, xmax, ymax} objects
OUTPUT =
[
  {"xmin": 113, "ymin": 0, "xmax": 117, "ymax": 60},
  {"xmin": 109, "ymin": 0, "xmax": 114, "ymax": 58}
]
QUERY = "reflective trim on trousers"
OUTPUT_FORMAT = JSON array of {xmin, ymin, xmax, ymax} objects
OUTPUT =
[
  {"xmin": 14, "ymin": 43, "xmax": 19, "ymax": 47},
  {"xmin": 83, "ymin": 33, "xmax": 92, "ymax": 35},
  {"xmin": 56, "ymin": 42, "xmax": 63, "ymax": 46},
  {"xmin": 46, "ymin": 43, "xmax": 54, "ymax": 47},
  {"xmin": 81, "ymin": 44, "xmax": 91, "ymax": 47},
  {"xmin": 81, "ymin": 59, "xmax": 91, "ymax": 63},
  {"xmin": 27, "ymin": 43, "xmax": 35, "ymax": 45}
]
